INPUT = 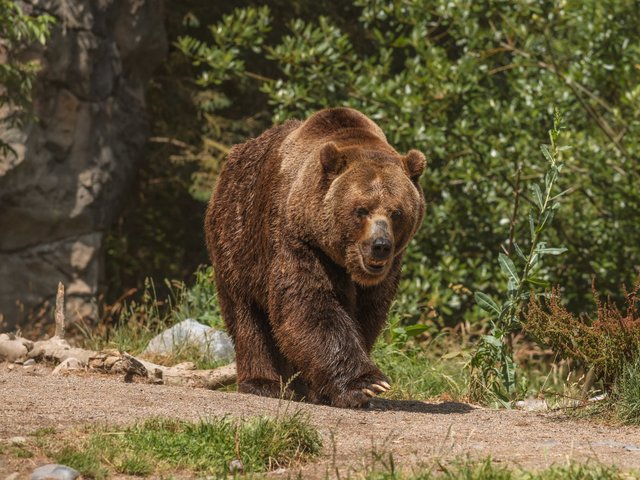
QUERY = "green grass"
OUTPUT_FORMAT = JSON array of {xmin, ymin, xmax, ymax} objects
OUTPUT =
[
  {"xmin": 373, "ymin": 340, "xmax": 467, "ymax": 402},
  {"xmin": 360, "ymin": 456, "xmax": 629, "ymax": 480},
  {"xmin": 30, "ymin": 426, "xmax": 57, "ymax": 437},
  {"xmin": 614, "ymin": 354, "xmax": 640, "ymax": 425},
  {"xmin": 54, "ymin": 445, "xmax": 109, "ymax": 480},
  {"xmin": 50, "ymin": 414, "xmax": 321, "ymax": 478}
]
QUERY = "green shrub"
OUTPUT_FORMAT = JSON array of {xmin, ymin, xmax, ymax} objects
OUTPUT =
[{"xmin": 177, "ymin": 0, "xmax": 640, "ymax": 329}]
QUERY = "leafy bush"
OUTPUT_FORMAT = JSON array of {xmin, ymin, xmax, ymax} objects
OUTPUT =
[{"xmin": 177, "ymin": 0, "xmax": 640, "ymax": 329}]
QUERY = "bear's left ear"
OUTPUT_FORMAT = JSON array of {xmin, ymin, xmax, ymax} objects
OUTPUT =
[
  {"xmin": 320, "ymin": 142, "xmax": 347, "ymax": 177},
  {"xmin": 402, "ymin": 150, "xmax": 426, "ymax": 184}
]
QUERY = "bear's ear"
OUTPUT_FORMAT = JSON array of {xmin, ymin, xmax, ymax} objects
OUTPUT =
[
  {"xmin": 320, "ymin": 142, "xmax": 347, "ymax": 177},
  {"xmin": 402, "ymin": 150, "xmax": 426, "ymax": 184}
]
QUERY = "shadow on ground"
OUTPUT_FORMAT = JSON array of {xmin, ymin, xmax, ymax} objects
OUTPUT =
[{"xmin": 368, "ymin": 398, "xmax": 476, "ymax": 414}]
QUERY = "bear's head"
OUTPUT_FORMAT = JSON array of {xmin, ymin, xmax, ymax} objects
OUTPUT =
[{"xmin": 318, "ymin": 142, "xmax": 426, "ymax": 286}]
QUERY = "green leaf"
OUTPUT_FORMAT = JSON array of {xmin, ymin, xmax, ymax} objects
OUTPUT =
[
  {"xmin": 526, "ymin": 277, "xmax": 550, "ymax": 288},
  {"xmin": 482, "ymin": 334, "xmax": 503, "ymax": 349},
  {"xmin": 536, "ymin": 247, "xmax": 567, "ymax": 255},
  {"xmin": 529, "ymin": 212, "xmax": 536, "ymax": 239},
  {"xmin": 532, "ymin": 183, "xmax": 544, "ymax": 210},
  {"xmin": 475, "ymin": 291, "xmax": 501, "ymax": 315},
  {"xmin": 501, "ymin": 354, "xmax": 517, "ymax": 393},
  {"xmin": 498, "ymin": 253, "xmax": 519, "ymax": 287},
  {"xmin": 404, "ymin": 324, "xmax": 429, "ymax": 338},
  {"xmin": 513, "ymin": 241, "xmax": 526, "ymax": 261},
  {"xmin": 540, "ymin": 144, "xmax": 554, "ymax": 164}
]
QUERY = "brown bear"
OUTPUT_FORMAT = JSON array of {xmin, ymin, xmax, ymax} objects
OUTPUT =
[{"xmin": 205, "ymin": 107, "xmax": 426, "ymax": 408}]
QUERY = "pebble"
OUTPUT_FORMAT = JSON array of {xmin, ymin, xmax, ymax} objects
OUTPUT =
[
  {"xmin": 8, "ymin": 436, "xmax": 27, "ymax": 445},
  {"xmin": 228, "ymin": 459, "xmax": 244, "ymax": 473},
  {"xmin": 23, "ymin": 358, "xmax": 36, "ymax": 367},
  {"xmin": 31, "ymin": 464, "xmax": 80, "ymax": 480}
]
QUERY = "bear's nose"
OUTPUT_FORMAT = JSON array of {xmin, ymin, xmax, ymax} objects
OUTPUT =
[{"xmin": 371, "ymin": 237, "xmax": 392, "ymax": 260}]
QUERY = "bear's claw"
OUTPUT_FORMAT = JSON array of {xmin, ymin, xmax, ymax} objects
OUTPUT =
[{"xmin": 362, "ymin": 388, "xmax": 376, "ymax": 397}]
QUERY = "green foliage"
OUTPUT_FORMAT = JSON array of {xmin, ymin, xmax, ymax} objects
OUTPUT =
[
  {"xmin": 0, "ymin": 0, "xmax": 54, "ymax": 156},
  {"xmin": 373, "ymin": 305, "xmax": 466, "ymax": 401},
  {"xmin": 470, "ymin": 113, "xmax": 568, "ymax": 404},
  {"xmin": 360, "ymin": 455, "xmax": 626, "ymax": 480},
  {"xmin": 178, "ymin": 0, "xmax": 640, "ymax": 330},
  {"xmin": 53, "ymin": 414, "xmax": 321, "ymax": 477},
  {"xmin": 614, "ymin": 354, "xmax": 640, "ymax": 425},
  {"xmin": 54, "ymin": 445, "xmax": 109, "ymax": 480}
]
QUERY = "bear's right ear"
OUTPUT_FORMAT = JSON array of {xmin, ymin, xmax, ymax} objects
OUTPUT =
[
  {"xmin": 402, "ymin": 149, "xmax": 426, "ymax": 184},
  {"xmin": 320, "ymin": 142, "xmax": 347, "ymax": 177}
]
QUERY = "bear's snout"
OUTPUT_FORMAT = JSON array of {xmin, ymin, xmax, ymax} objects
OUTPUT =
[
  {"xmin": 371, "ymin": 235, "xmax": 392, "ymax": 260},
  {"xmin": 359, "ymin": 218, "xmax": 393, "ymax": 276}
]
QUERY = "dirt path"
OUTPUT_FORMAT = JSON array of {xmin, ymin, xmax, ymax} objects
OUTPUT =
[{"xmin": 1, "ymin": 364, "xmax": 639, "ymax": 478}]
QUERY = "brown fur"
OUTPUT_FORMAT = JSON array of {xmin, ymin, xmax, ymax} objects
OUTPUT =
[{"xmin": 205, "ymin": 108, "xmax": 426, "ymax": 408}]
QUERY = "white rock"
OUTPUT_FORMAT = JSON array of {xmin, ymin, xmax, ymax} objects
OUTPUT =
[
  {"xmin": 52, "ymin": 357, "xmax": 84, "ymax": 375},
  {"xmin": 8, "ymin": 436, "xmax": 27, "ymax": 445},
  {"xmin": 514, "ymin": 398, "xmax": 548, "ymax": 411},
  {"xmin": 143, "ymin": 319, "xmax": 234, "ymax": 363},
  {"xmin": 31, "ymin": 464, "xmax": 80, "ymax": 480},
  {"xmin": 0, "ymin": 339, "xmax": 28, "ymax": 362}
]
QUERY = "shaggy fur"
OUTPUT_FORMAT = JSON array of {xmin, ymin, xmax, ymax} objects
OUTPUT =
[{"xmin": 205, "ymin": 108, "xmax": 426, "ymax": 408}]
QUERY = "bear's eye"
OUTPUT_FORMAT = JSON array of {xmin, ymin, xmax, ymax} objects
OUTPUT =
[
  {"xmin": 356, "ymin": 207, "xmax": 369, "ymax": 218},
  {"xmin": 391, "ymin": 209, "xmax": 403, "ymax": 220}
]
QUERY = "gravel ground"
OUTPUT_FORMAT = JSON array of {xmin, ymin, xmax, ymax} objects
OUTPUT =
[{"xmin": 1, "ymin": 363, "xmax": 639, "ymax": 478}]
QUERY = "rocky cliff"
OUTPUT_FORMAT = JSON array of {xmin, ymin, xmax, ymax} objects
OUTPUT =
[{"xmin": 0, "ymin": 0, "xmax": 167, "ymax": 329}]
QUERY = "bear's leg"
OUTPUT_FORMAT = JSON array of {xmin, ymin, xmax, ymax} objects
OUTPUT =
[
  {"xmin": 216, "ymin": 285, "xmax": 289, "ymax": 399},
  {"xmin": 268, "ymin": 244, "xmax": 389, "ymax": 408}
]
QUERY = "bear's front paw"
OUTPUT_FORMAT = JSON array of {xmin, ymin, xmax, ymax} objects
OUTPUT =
[{"xmin": 331, "ymin": 373, "xmax": 391, "ymax": 408}]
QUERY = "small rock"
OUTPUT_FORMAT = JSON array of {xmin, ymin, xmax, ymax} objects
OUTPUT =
[
  {"xmin": 174, "ymin": 361, "xmax": 197, "ymax": 370},
  {"xmin": 514, "ymin": 398, "xmax": 548, "ymax": 412},
  {"xmin": 0, "ymin": 339, "xmax": 28, "ymax": 362},
  {"xmin": 143, "ymin": 319, "xmax": 235, "ymax": 363},
  {"xmin": 52, "ymin": 357, "xmax": 84, "ymax": 375},
  {"xmin": 624, "ymin": 444, "xmax": 640, "ymax": 452},
  {"xmin": 8, "ymin": 436, "xmax": 27, "ymax": 445},
  {"xmin": 31, "ymin": 464, "xmax": 80, "ymax": 480},
  {"xmin": 23, "ymin": 358, "xmax": 36, "ymax": 367},
  {"xmin": 228, "ymin": 459, "xmax": 244, "ymax": 473},
  {"xmin": 5, "ymin": 473, "xmax": 19, "ymax": 480}
]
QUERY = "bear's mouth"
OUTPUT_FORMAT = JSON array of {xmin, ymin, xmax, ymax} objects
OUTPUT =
[{"xmin": 361, "ymin": 255, "xmax": 388, "ymax": 275}]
